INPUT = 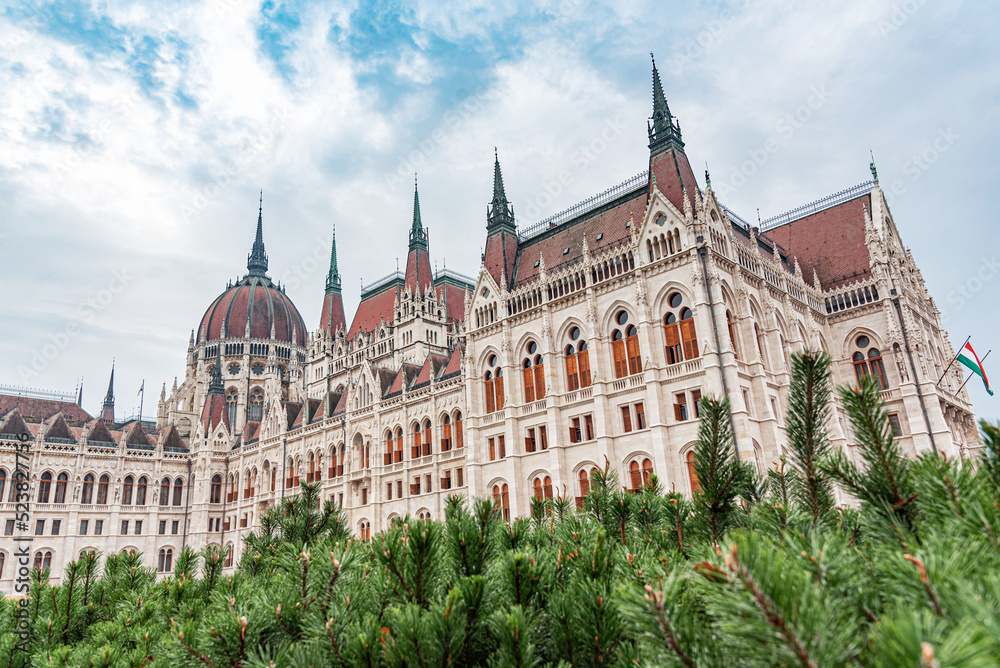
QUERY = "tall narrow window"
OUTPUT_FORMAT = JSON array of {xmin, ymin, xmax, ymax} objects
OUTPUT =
[
  {"xmin": 686, "ymin": 451, "xmax": 701, "ymax": 493},
  {"xmin": 539, "ymin": 425, "xmax": 548, "ymax": 450},
  {"xmin": 680, "ymin": 309, "xmax": 698, "ymax": 360},
  {"xmin": 635, "ymin": 402, "xmax": 646, "ymax": 429},
  {"xmin": 455, "ymin": 412, "xmax": 464, "ymax": 448},
  {"xmin": 136, "ymin": 477, "xmax": 147, "ymax": 505},
  {"xmin": 225, "ymin": 389, "xmax": 238, "ymax": 430},
  {"xmin": 485, "ymin": 371, "xmax": 496, "ymax": 413},
  {"xmin": 385, "ymin": 431, "xmax": 394, "ymax": 465},
  {"xmin": 664, "ymin": 313, "xmax": 683, "ymax": 364},
  {"xmin": 570, "ymin": 417, "xmax": 582, "ymax": 443},
  {"xmin": 621, "ymin": 406, "xmax": 633, "ymax": 433},
  {"xmin": 395, "ymin": 427, "xmax": 404, "ymax": 462},
  {"xmin": 210, "ymin": 475, "xmax": 222, "ymax": 504},
  {"xmin": 642, "ymin": 459, "xmax": 653, "ymax": 486},
  {"xmin": 674, "ymin": 394, "xmax": 688, "ymax": 421},
  {"xmin": 525, "ymin": 428, "xmax": 536, "ymax": 453},
  {"xmin": 533, "ymin": 354, "xmax": 545, "ymax": 400},
  {"xmin": 97, "ymin": 474, "xmax": 109, "ymax": 505},
  {"xmin": 173, "ymin": 478, "xmax": 183, "ymax": 506},
  {"xmin": 122, "ymin": 475, "xmax": 133, "ymax": 506},
  {"xmin": 423, "ymin": 420, "xmax": 432, "ymax": 457},
  {"xmin": 566, "ymin": 345, "xmax": 580, "ymax": 391},
  {"xmin": 579, "ymin": 469, "xmax": 590, "ymax": 497},
  {"xmin": 37, "ymin": 472, "xmax": 52, "ymax": 504},
  {"xmin": 160, "ymin": 478, "xmax": 170, "ymax": 506},
  {"xmin": 869, "ymin": 349, "xmax": 888, "ymax": 390},
  {"xmin": 691, "ymin": 390, "xmax": 702, "ymax": 418},
  {"xmin": 626, "ymin": 325, "xmax": 642, "ymax": 375},
  {"xmin": 412, "ymin": 424, "xmax": 422, "ymax": 459},
  {"xmin": 629, "ymin": 461, "xmax": 643, "ymax": 492},
  {"xmin": 248, "ymin": 388, "xmax": 264, "ymax": 422},
  {"xmin": 584, "ymin": 415, "xmax": 594, "ymax": 441},
  {"xmin": 82, "ymin": 474, "xmax": 94, "ymax": 504},
  {"xmin": 442, "ymin": 415, "xmax": 452, "ymax": 452},
  {"xmin": 55, "ymin": 473, "xmax": 68, "ymax": 504},
  {"xmin": 522, "ymin": 358, "xmax": 536, "ymax": 403},
  {"xmin": 612, "ymin": 330, "xmax": 628, "ymax": 378}
]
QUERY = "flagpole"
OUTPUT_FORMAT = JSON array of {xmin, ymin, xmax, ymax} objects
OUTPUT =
[
  {"xmin": 957, "ymin": 350, "xmax": 991, "ymax": 394},
  {"xmin": 138, "ymin": 380, "xmax": 144, "ymax": 422},
  {"xmin": 936, "ymin": 335, "xmax": 971, "ymax": 388}
]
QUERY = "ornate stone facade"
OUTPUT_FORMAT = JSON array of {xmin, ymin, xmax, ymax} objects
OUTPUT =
[{"xmin": 0, "ymin": 62, "xmax": 979, "ymax": 593}]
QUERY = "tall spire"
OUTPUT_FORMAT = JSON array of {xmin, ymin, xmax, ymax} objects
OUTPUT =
[
  {"xmin": 101, "ymin": 361, "xmax": 115, "ymax": 426},
  {"xmin": 247, "ymin": 190, "xmax": 269, "ymax": 276},
  {"xmin": 207, "ymin": 342, "xmax": 224, "ymax": 395},
  {"xmin": 488, "ymin": 148, "xmax": 515, "ymax": 233},
  {"xmin": 325, "ymin": 223, "xmax": 342, "ymax": 294},
  {"xmin": 409, "ymin": 175, "xmax": 428, "ymax": 251},
  {"xmin": 648, "ymin": 53, "xmax": 684, "ymax": 153},
  {"xmin": 76, "ymin": 377, "xmax": 83, "ymax": 407}
]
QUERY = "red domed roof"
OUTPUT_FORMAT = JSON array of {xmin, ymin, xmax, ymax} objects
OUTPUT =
[
  {"xmin": 197, "ymin": 196, "xmax": 307, "ymax": 347},
  {"xmin": 199, "ymin": 275, "xmax": 307, "ymax": 346}
]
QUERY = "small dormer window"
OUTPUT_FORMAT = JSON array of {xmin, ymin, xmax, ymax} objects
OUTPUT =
[
  {"xmin": 563, "ymin": 247, "xmax": 570, "ymax": 255},
  {"xmin": 533, "ymin": 260, "xmax": 540, "ymax": 268},
  {"xmin": 595, "ymin": 233, "xmax": 603, "ymax": 241},
  {"xmin": 625, "ymin": 220, "xmax": 632, "ymax": 228}
]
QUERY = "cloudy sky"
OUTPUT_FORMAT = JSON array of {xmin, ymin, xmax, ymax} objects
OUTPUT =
[{"xmin": 1, "ymin": 0, "xmax": 998, "ymax": 421}]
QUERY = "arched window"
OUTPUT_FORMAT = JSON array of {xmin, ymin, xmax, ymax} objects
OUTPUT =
[
  {"xmin": 0, "ymin": 552, "xmax": 4, "ymax": 579},
  {"xmin": 210, "ymin": 475, "xmax": 222, "ymax": 504},
  {"xmin": 578, "ymin": 469, "xmax": 590, "ymax": 497},
  {"xmin": 611, "ymin": 312, "xmax": 642, "ymax": 378},
  {"xmin": 33, "ymin": 550, "xmax": 53, "ymax": 571},
  {"xmin": 543, "ymin": 475, "xmax": 553, "ymax": 499},
  {"xmin": 726, "ymin": 310, "xmax": 739, "ymax": 359},
  {"xmin": 533, "ymin": 477, "xmax": 543, "ymax": 500},
  {"xmin": 157, "ymin": 548, "xmax": 173, "ymax": 573},
  {"xmin": 82, "ymin": 474, "xmax": 94, "ymax": 504},
  {"xmin": 55, "ymin": 473, "xmax": 68, "ymax": 504},
  {"xmin": 160, "ymin": 478, "xmax": 170, "ymax": 506},
  {"xmin": 522, "ymin": 342, "xmax": 545, "ymax": 402},
  {"xmin": 173, "ymin": 478, "xmax": 183, "ymax": 506},
  {"xmin": 122, "ymin": 475, "xmax": 134, "ymax": 506},
  {"xmin": 96, "ymin": 474, "xmax": 110, "ymax": 505},
  {"xmin": 423, "ymin": 420, "xmax": 432, "ymax": 457},
  {"xmin": 455, "ymin": 412, "xmax": 464, "ymax": 448},
  {"xmin": 663, "ymin": 293, "xmax": 699, "ymax": 365},
  {"xmin": 248, "ymin": 387, "xmax": 264, "ymax": 422},
  {"xmin": 484, "ymin": 355, "xmax": 504, "ymax": 413},
  {"xmin": 394, "ymin": 427, "xmax": 404, "ymax": 462},
  {"xmin": 225, "ymin": 389, "xmax": 238, "ymax": 430},
  {"xmin": 442, "ymin": 415, "xmax": 452, "ymax": 452},
  {"xmin": 642, "ymin": 459, "xmax": 653, "ymax": 486},
  {"xmin": 308, "ymin": 452, "xmax": 316, "ymax": 482},
  {"xmin": 412, "ymin": 423, "xmax": 422, "ymax": 459},
  {"xmin": 565, "ymin": 327, "xmax": 592, "ymax": 391},
  {"xmin": 686, "ymin": 451, "xmax": 701, "ymax": 493},
  {"xmin": 629, "ymin": 461, "xmax": 643, "ymax": 492},
  {"xmin": 136, "ymin": 477, "xmax": 147, "ymax": 505},
  {"xmin": 852, "ymin": 336, "xmax": 888, "ymax": 389},
  {"xmin": 37, "ymin": 472, "xmax": 52, "ymax": 504},
  {"xmin": 0, "ymin": 469, "xmax": 5, "ymax": 503},
  {"xmin": 384, "ymin": 430, "xmax": 394, "ymax": 465}
]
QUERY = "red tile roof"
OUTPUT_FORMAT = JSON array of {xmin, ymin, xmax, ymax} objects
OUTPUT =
[
  {"xmin": 200, "ymin": 393, "xmax": 228, "ymax": 434},
  {"xmin": 484, "ymin": 230, "xmax": 518, "ymax": 289},
  {"xmin": 374, "ymin": 368, "xmax": 398, "ymax": 397},
  {"xmin": 44, "ymin": 414, "xmax": 75, "ymax": 441},
  {"xmin": 650, "ymin": 146, "xmax": 698, "ymax": 215},
  {"xmin": 514, "ymin": 188, "xmax": 647, "ymax": 287},
  {"xmin": 319, "ymin": 291, "xmax": 347, "ymax": 336},
  {"xmin": 0, "ymin": 394, "xmax": 92, "ymax": 426},
  {"xmin": 126, "ymin": 421, "xmax": 152, "ymax": 447},
  {"xmin": 404, "ymin": 247, "xmax": 434, "ymax": 295},
  {"xmin": 439, "ymin": 282, "xmax": 469, "ymax": 324},
  {"xmin": 440, "ymin": 346, "xmax": 462, "ymax": 379},
  {"xmin": 764, "ymin": 194, "xmax": 872, "ymax": 290},
  {"xmin": 0, "ymin": 409, "xmax": 33, "ymax": 438},
  {"xmin": 347, "ymin": 286, "xmax": 398, "ymax": 339}
]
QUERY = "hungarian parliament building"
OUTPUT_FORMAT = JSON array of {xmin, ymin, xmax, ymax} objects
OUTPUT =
[{"xmin": 0, "ymin": 62, "xmax": 980, "ymax": 589}]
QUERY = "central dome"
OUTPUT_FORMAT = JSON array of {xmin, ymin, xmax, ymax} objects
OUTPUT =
[
  {"xmin": 199, "ymin": 274, "xmax": 307, "ymax": 346},
  {"xmin": 196, "ymin": 196, "xmax": 307, "ymax": 347}
]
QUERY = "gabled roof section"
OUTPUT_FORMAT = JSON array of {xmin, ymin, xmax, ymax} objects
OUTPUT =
[
  {"xmin": 331, "ymin": 391, "xmax": 348, "ymax": 416},
  {"xmin": 161, "ymin": 425, "xmax": 188, "ymax": 452},
  {"xmin": 126, "ymin": 421, "xmax": 153, "ymax": 449},
  {"xmin": 440, "ymin": 346, "xmax": 463, "ymax": 380},
  {"xmin": 412, "ymin": 355, "xmax": 434, "ymax": 389},
  {"xmin": 245, "ymin": 421, "xmax": 261, "ymax": 443},
  {"xmin": 84, "ymin": 418, "xmax": 116, "ymax": 444},
  {"xmin": 200, "ymin": 393, "xmax": 228, "ymax": 435},
  {"xmin": 0, "ymin": 408, "xmax": 33, "ymax": 440},
  {"xmin": 763, "ymin": 187, "xmax": 873, "ymax": 290},
  {"xmin": 282, "ymin": 401, "xmax": 303, "ymax": 430},
  {"xmin": 44, "ymin": 414, "xmax": 76, "ymax": 442},
  {"xmin": 374, "ymin": 368, "xmax": 398, "ymax": 397}
]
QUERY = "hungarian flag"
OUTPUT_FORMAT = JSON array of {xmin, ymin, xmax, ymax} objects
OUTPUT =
[
  {"xmin": 137, "ymin": 380, "xmax": 144, "ymax": 396},
  {"xmin": 958, "ymin": 342, "xmax": 992, "ymax": 396}
]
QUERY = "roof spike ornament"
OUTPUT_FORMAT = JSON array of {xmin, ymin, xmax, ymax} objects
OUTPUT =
[
  {"xmin": 648, "ymin": 53, "xmax": 684, "ymax": 152},
  {"xmin": 488, "ymin": 148, "xmax": 516, "ymax": 233},
  {"xmin": 409, "ymin": 174, "xmax": 428, "ymax": 251},
  {"xmin": 869, "ymin": 150, "xmax": 879, "ymax": 184},
  {"xmin": 325, "ymin": 223, "xmax": 342, "ymax": 294},
  {"xmin": 247, "ymin": 190, "xmax": 269, "ymax": 276},
  {"xmin": 207, "ymin": 339, "xmax": 224, "ymax": 396}
]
